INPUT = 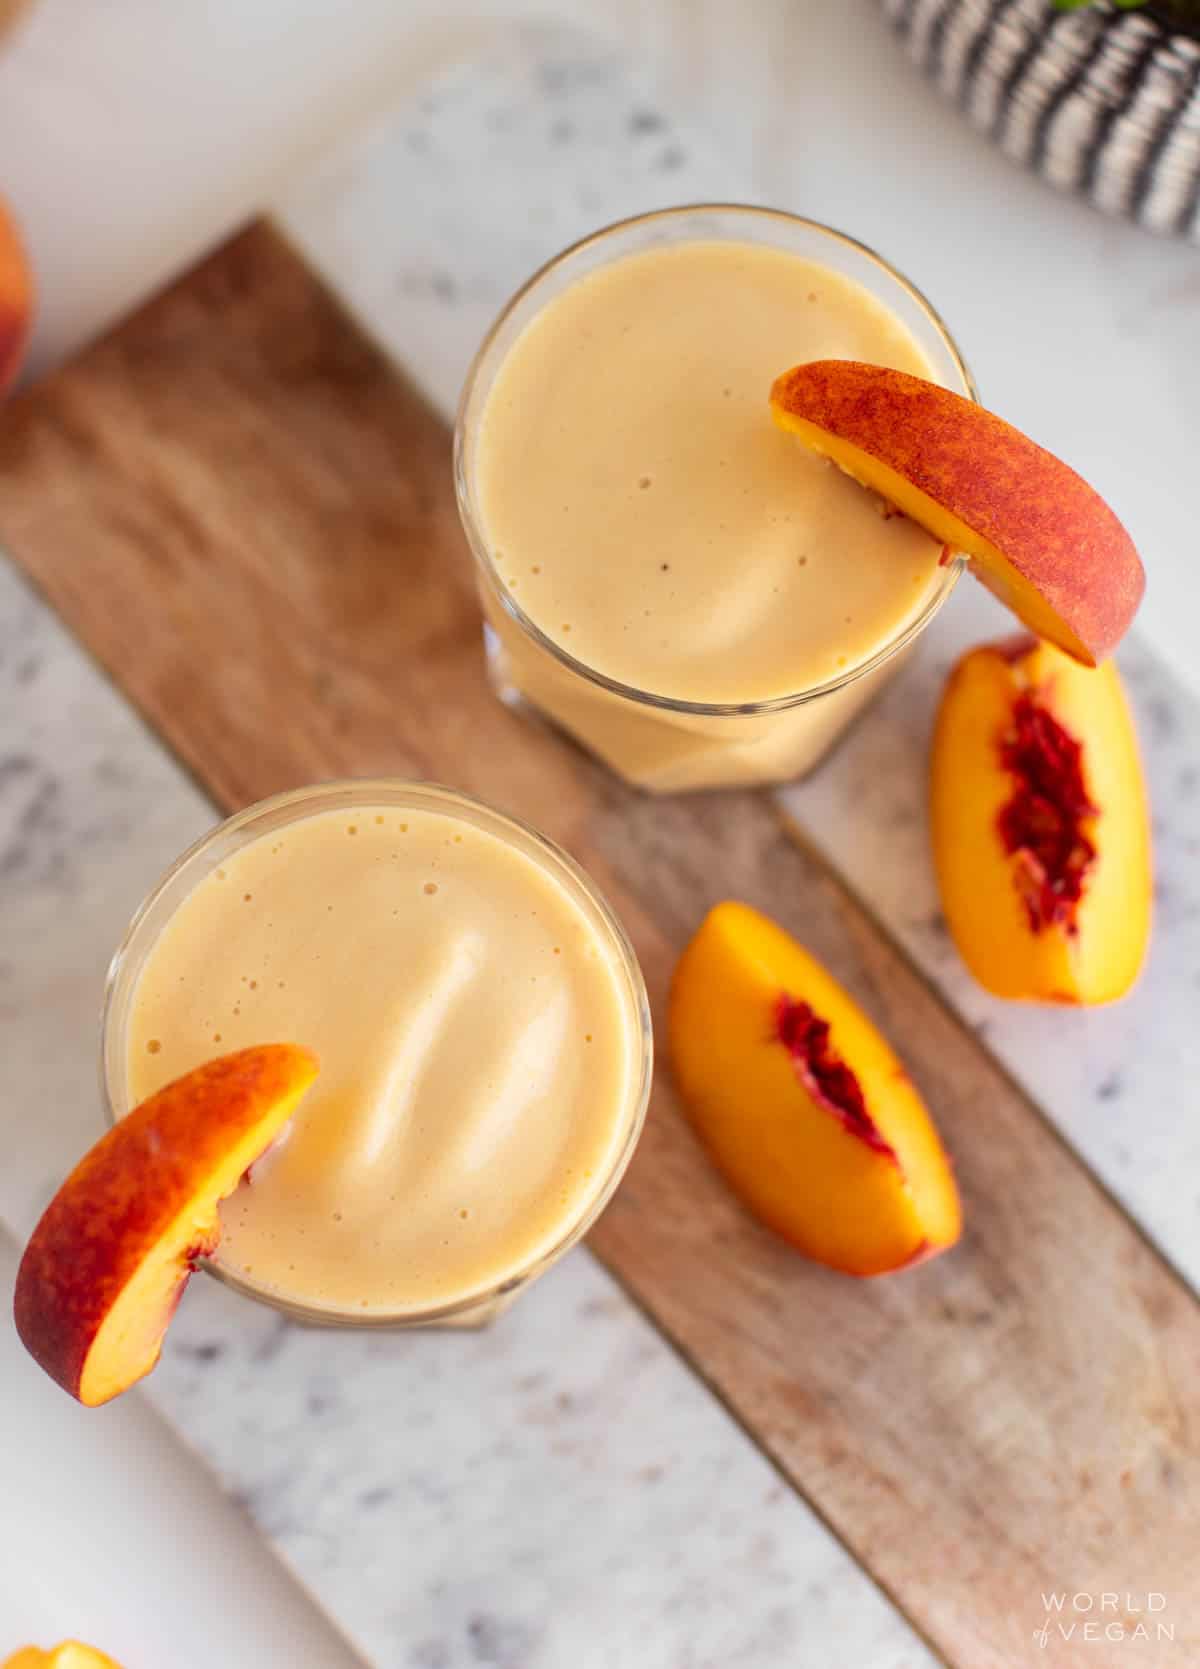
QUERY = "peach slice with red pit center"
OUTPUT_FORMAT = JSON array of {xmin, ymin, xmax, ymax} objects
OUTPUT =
[
  {"xmin": 14, "ymin": 1044, "xmax": 318, "ymax": 1406},
  {"xmin": 3, "ymin": 1646, "xmax": 125, "ymax": 1669},
  {"xmin": 930, "ymin": 636, "xmax": 1151, "ymax": 1003},
  {"xmin": 770, "ymin": 361, "xmax": 1144, "ymax": 665},
  {"xmin": 669, "ymin": 901, "xmax": 961, "ymax": 1276}
]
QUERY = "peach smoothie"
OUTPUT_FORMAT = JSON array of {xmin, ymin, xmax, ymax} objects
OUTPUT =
[
  {"xmin": 108, "ymin": 784, "xmax": 649, "ymax": 1323},
  {"xmin": 457, "ymin": 209, "xmax": 971, "ymax": 791}
]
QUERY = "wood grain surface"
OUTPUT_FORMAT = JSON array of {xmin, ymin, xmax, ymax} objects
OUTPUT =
[{"xmin": 2, "ymin": 223, "xmax": 1196, "ymax": 1668}]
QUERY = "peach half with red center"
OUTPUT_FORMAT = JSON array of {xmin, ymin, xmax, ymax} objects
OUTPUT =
[
  {"xmin": 770, "ymin": 360, "xmax": 1144, "ymax": 666},
  {"xmin": 930, "ymin": 636, "xmax": 1151, "ymax": 1004},
  {"xmin": 14, "ymin": 1044, "xmax": 318, "ymax": 1406},
  {"xmin": 669, "ymin": 901, "xmax": 961, "ymax": 1276}
]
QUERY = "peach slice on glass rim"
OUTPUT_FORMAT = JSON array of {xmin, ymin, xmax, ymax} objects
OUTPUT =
[
  {"xmin": 14, "ymin": 1044, "xmax": 318, "ymax": 1406},
  {"xmin": 669, "ymin": 901, "xmax": 961, "ymax": 1276},
  {"xmin": 930, "ymin": 635, "xmax": 1151, "ymax": 1004},
  {"xmin": 770, "ymin": 360, "xmax": 1144, "ymax": 666}
]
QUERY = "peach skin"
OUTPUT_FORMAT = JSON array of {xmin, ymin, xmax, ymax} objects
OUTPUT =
[
  {"xmin": 669, "ymin": 901, "xmax": 961, "ymax": 1275},
  {"xmin": 0, "ymin": 195, "xmax": 32, "ymax": 393},
  {"xmin": 14, "ymin": 1044, "xmax": 318, "ymax": 1406},
  {"xmin": 930, "ymin": 636, "xmax": 1151, "ymax": 1004},
  {"xmin": 770, "ymin": 361, "xmax": 1144, "ymax": 666},
  {"xmin": 3, "ymin": 1646, "xmax": 125, "ymax": 1669}
]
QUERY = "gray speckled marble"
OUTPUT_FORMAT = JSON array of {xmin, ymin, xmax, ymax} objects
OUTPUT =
[
  {"xmin": 150, "ymin": 1257, "xmax": 929, "ymax": 1669},
  {"xmin": 0, "ymin": 562, "xmax": 212, "ymax": 1234},
  {"xmin": 0, "ymin": 1224, "xmax": 362, "ymax": 1669},
  {"xmin": 277, "ymin": 25, "xmax": 741, "ymax": 417}
]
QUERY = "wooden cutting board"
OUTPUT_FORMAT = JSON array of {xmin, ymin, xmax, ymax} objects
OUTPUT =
[{"xmin": 2, "ymin": 221, "xmax": 1196, "ymax": 1668}]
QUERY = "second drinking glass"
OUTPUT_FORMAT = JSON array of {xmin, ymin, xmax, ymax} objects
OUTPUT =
[
  {"xmin": 455, "ymin": 204, "xmax": 975, "ymax": 793},
  {"xmin": 102, "ymin": 781, "xmax": 652, "ymax": 1328}
]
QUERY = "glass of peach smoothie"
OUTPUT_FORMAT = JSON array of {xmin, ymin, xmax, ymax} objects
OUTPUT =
[
  {"xmin": 455, "ymin": 206, "xmax": 976, "ymax": 793},
  {"xmin": 101, "ymin": 781, "xmax": 652, "ymax": 1328}
]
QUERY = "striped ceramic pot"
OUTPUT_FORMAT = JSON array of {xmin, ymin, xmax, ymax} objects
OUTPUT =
[{"xmin": 881, "ymin": 0, "xmax": 1200, "ymax": 240}]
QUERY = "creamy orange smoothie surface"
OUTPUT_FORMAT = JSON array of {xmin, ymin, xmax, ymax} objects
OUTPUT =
[
  {"xmin": 475, "ymin": 240, "xmax": 945, "ymax": 702},
  {"xmin": 126, "ymin": 805, "xmax": 641, "ymax": 1315}
]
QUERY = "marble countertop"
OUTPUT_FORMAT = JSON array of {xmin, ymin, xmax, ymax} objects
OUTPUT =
[
  {"xmin": 0, "ymin": 1223, "xmax": 360, "ymax": 1668},
  {"xmin": 2, "ymin": 8, "xmax": 1199, "ymax": 1667}
]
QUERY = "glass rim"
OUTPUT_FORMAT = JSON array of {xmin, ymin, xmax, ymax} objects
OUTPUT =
[
  {"xmin": 100, "ymin": 777, "xmax": 654, "ymax": 1328},
  {"xmin": 454, "ymin": 201, "xmax": 979, "ymax": 719}
]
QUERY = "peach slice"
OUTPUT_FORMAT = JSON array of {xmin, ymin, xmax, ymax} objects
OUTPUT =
[
  {"xmin": 930, "ymin": 635, "xmax": 1151, "ymax": 1004},
  {"xmin": 770, "ymin": 361, "xmax": 1144, "ymax": 666},
  {"xmin": 669, "ymin": 901, "xmax": 961, "ymax": 1275},
  {"xmin": 0, "ymin": 195, "xmax": 32, "ymax": 393},
  {"xmin": 3, "ymin": 1646, "xmax": 125, "ymax": 1669},
  {"xmin": 14, "ymin": 1045, "xmax": 318, "ymax": 1406}
]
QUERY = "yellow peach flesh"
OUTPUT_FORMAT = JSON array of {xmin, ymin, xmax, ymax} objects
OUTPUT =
[
  {"xmin": 772, "ymin": 412, "xmax": 1093, "ymax": 662},
  {"xmin": 770, "ymin": 361, "xmax": 1144, "ymax": 667},
  {"xmin": 3, "ymin": 1649, "xmax": 124, "ymax": 1669},
  {"xmin": 930, "ymin": 640, "xmax": 1151, "ymax": 1004},
  {"xmin": 78, "ymin": 1105, "xmax": 302, "ymax": 1407},
  {"xmin": 670, "ymin": 901, "xmax": 960, "ymax": 1275},
  {"xmin": 14, "ymin": 1046, "xmax": 318, "ymax": 1406}
]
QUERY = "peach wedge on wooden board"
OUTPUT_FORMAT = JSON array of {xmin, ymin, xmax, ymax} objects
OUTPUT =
[
  {"xmin": 14, "ymin": 1044, "xmax": 318, "ymax": 1406},
  {"xmin": 669, "ymin": 901, "xmax": 961, "ymax": 1276},
  {"xmin": 0, "ymin": 195, "xmax": 32, "ymax": 393},
  {"xmin": 770, "ymin": 360, "xmax": 1144, "ymax": 665},
  {"xmin": 3, "ymin": 1646, "xmax": 125, "ymax": 1669},
  {"xmin": 931, "ymin": 636, "xmax": 1151, "ymax": 1004}
]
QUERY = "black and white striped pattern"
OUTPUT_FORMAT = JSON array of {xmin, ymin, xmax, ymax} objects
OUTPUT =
[{"xmin": 881, "ymin": 0, "xmax": 1200, "ymax": 240}]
